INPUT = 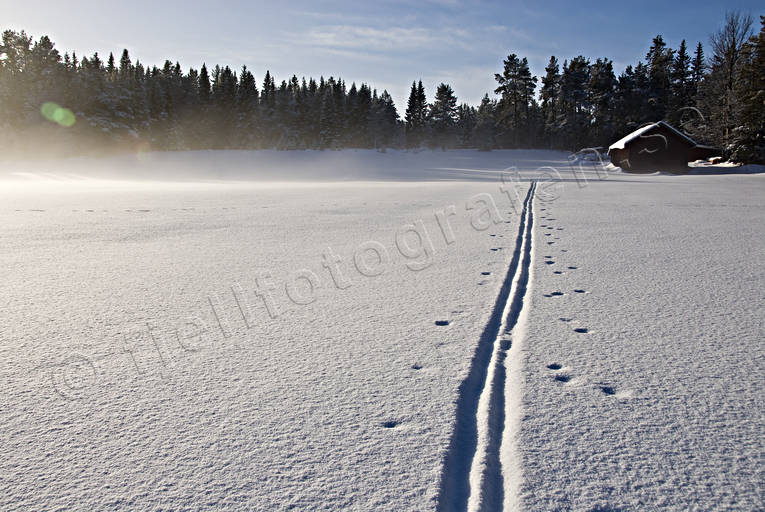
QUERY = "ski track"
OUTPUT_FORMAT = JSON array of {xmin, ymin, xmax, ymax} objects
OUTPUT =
[{"xmin": 437, "ymin": 182, "xmax": 536, "ymax": 512}]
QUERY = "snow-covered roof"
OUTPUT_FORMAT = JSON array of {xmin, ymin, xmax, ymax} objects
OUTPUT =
[{"xmin": 608, "ymin": 121, "xmax": 698, "ymax": 150}]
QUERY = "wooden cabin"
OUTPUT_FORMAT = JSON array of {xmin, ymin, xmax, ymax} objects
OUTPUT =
[{"xmin": 608, "ymin": 121, "xmax": 718, "ymax": 173}]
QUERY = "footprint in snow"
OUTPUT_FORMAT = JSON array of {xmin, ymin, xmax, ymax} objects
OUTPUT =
[
  {"xmin": 382, "ymin": 420, "xmax": 400, "ymax": 429},
  {"xmin": 554, "ymin": 374, "xmax": 572, "ymax": 383},
  {"xmin": 568, "ymin": 266, "xmax": 577, "ymax": 270},
  {"xmin": 435, "ymin": 320, "xmax": 450, "ymax": 326},
  {"xmin": 547, "ymin": 363, "xmax": 563, "ymax": 370},
  {"xmin": 412, "ymin": 363, "xmax": 423, "ymax": 370},
  {"xmin": 545, "ymin": 260, "xmax": 555, "ymax": 265},
  {"xmin": 573, "ymin": 289, "xmax": 586, "ymax": 294},
  {"xmin": 481, "ymin": 272, "xmax": 491, "ymax": 276},
  {"xmin": 553, "ymin": 271, "xmax": 563, "ymax": 275},
  {"xmin": 573, "ymin": 328, "xmax": 589, "ymax": 334}
]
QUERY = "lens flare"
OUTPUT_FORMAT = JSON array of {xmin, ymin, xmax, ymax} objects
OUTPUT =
[{"xmin": 40, "ymin": 102, "xmax": 76, "ymax": 127}]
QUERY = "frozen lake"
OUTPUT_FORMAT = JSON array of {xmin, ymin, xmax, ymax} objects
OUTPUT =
[{"xmin": 1, "ymin": 150, "xmax": 763, "ymax": 511}]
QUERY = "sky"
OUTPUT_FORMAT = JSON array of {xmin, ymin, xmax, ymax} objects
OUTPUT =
[{"xmin": 1, "ymin": 0, "xmax": 762, "ymax": 112}]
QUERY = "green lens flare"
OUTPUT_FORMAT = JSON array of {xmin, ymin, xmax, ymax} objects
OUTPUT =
[
  {"xmin": 40, "ymin": 102, "xmax": 76, "ymax": 127},
  {"xmin": 41, "ymin": 102, "xmax": 59, "ymax": 121}
]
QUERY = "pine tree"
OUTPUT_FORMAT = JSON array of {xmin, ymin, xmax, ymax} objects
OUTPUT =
[
  {"xmin": 540, "ymin": 56, "xmax": 561, "ymax": 146},
  {"xmin": 494, "ymin": 54, "xmax": 537, "ymax": 147}
]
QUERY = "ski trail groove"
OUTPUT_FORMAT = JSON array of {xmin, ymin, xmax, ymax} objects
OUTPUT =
[{"xmin": 437, "ymin": 182, "xmax": 536, "ymax": 512}]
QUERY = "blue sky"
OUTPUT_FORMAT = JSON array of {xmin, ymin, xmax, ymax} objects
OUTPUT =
[{"xmin": 2, "ymin": 0, "xmax": 762, "ymax": 112}]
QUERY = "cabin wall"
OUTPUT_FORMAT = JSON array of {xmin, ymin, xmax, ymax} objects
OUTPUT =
[
  {"xmin": 688, "ymin": 146, "xmax": 720, "ymax": 162},
  {"xmin": 608, "ymin": 148, "xmax": 630, "ymax": 169}
]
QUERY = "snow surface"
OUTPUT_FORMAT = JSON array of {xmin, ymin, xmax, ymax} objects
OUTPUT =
[{"xmin": 0, "ymin": 150, "xmax": 763, "ymax": 511}]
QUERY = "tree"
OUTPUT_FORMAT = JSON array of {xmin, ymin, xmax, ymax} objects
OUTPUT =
[
  {"xmin": 369, "ymin": 89, "xmax": 399, "ymax": 149},
  {"xmin": 691, "ymin": 42, "xmax": 706, "ymax": 95},
  {"xmin": 557, "ymin": 56, "xmax": 590, "ymax": 150},
  {"xmin": 540, "ymin": 56, "xmax": 561, "ymax": 146},
  {"xmin": 106, "ymin": 52, "xmax": 116, "ymax": 76},
  {"xmin": 702, "ymin": 11, "xmax": 755, "ymax": 150},
  {"xmin": 455, "ymin": 103, "xmax": 476, "ymax": 148},
  {"xmin": 198, "ymin": 63, "xmax": 211, "ymax": 103},
  {"xmin": 730, "ymin": 16, "xmax": 765, "ymax": 163},
  {"xmin": 472, "ymin": 94, "xmax": 497, "ymax": 150},
  {"xmin": 319, "ymin": 81, "xmax": 340, "ymax": 149},
  {"xmin": 494, "ymin": 54, "xmax": 536, "ymax": 147},
  {"xmin": 645, "ymin": 35, "xmax": 674, "ymax": 120},
  {"xmin": 404, "ymin": 80, "xmax": 427, "ymax": 148},
  {"xmin": 587, "ymin": 58, "xmax": 616, "ymax": 145},
  {"xmin": 669, "ymin": 40, "xmax": 694, "ymax": 124},
  {"xmin": 429, "ymin": 83, "xmax": 458, "ymax": 149},
  {"xmin": 236, "ymin": 65, "xmax": 259, "ymax": 147}
]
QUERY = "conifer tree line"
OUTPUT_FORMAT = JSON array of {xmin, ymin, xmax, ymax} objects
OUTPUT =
[{"xmin": 0, "ymin": 12, "xmax": 762, "ymax": 162}]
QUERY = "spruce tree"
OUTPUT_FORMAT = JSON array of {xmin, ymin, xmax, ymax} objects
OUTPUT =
[
  {"xmin": 691, "ymin": 42, "xmax": 706, "ymax": 96},
  {"xmin": 645, "ymin": 35, "xmax": 674, "ymax": 120},
  {"xmin": 473, "ymin": 94, "xmax": 497, "ymax": 151},
  {"xmin": 587, "ymin": 58, "xmax": 616, "ymax": 145},
  {"xmin": 106, "ymin": 52, "xmax": 116, "ymax": 76},
  {"xmin": 198, "ymin": 63, "xmax": 211, "ymax": 103},
  {"xmin": 119, "ymin": 49, "xmax": 132, "ymax": 78},
  {"xmin": 669, "ymin": 40, "xmax": 694, "ymax": 124},
  {"xmin": 404, "ymin": 81, "xmax": 423, "ymax": 148},
  {"xmin": 430, "ymin": 83, "xmax": 458, "ymax": 149}
]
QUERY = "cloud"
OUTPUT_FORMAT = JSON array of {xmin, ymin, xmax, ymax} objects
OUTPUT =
[{"xmin": 302, "ymin": 25, "xmax": 466, "ymax": 52}]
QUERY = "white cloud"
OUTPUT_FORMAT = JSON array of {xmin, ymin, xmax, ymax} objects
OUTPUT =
[{"xmin": 302, "ymin": 25, "xmax": 466, "ymax": 52}]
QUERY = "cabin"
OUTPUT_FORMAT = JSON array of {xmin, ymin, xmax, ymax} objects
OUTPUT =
[{"xmin": 608, "ymin": 121, "xmax": 718, "ymax": 173}]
